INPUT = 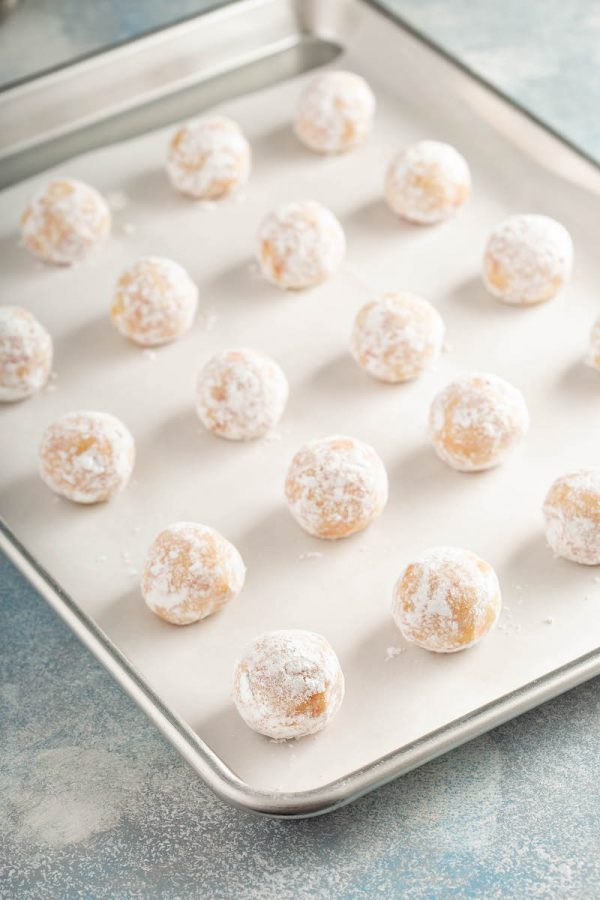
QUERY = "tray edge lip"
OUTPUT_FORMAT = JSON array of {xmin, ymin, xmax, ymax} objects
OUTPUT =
[{"xmin": 2, "ymin": 0, "xmax": 600, "ymax": 817}]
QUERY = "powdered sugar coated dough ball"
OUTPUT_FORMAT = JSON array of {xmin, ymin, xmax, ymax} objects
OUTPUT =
[
  {"xmin": 350, "ymin": 292, "xmax": 444, "ymax": 383},
  {"xmin": 0, "ymin": 306, "xmax": 52, "ymax": 401},
  {"xmin": 166, "ymin": 115, "xmax": 251, "ymax": 200},
  {"xmin": 233, "ymin": 629, "xmax": 345, "ymax": 739},
  {"xmin": 429, "ymin": 372, "xmax": 529, "ymax": 472},
  {"xmin": 295, "ymin": 70, "xmax": 375, "ymax": 154},
  {"xmin": 21, "ymin": 178, "xmax": 110, "ymax": 265},
  {"xmin": 285, "ymin": 435, "xmax": 388, "ymax": 539},
  {"xmin": 587, "ymin": 317, "xmax": 600, "ymax": 371},
  {"xmin": 141, "ymin": 522, "xmax": 245, "ymax": 625},
  {"xmin": 385, "ymin": 140, "xmax": 470, "ymax": 225},
  {"xmin": 543, "ymin": 469, "xmax": 600, "ymax": 565},
  {"xmin": 257, "ymin": 200, "xmax": 345, "ymax": 290},
  {"xmin": 196, "ymin": 348, "xmax": 288, "ymax": 440},
  {"xmin": 483, "ymin": 214, "xmax": 573, "ymax": 305},
  {"xmin": 110, "ymin": 256, "xmax": 198, "ymax": 346},
  {"xmin": 393, "ymin": 546, "xmax": 501, "ymax": 653},
  {"xmin": 39, "ymin": 411, "xmax": 134, "ymax": 503}
]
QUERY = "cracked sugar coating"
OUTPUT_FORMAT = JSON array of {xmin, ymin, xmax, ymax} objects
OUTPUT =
[
  {"xmin": 110, "ymin": 256, "xmax": 198, "ymax": 346},
  {"xmin": 166, "ymin": 115, "xmax": 251, "ymax": 200},
  {"xmin": 586, "ymin": 317, "xmax": 600, "ymax": 371},
  {"xmin": 39, "ymin": 411, "xmax": 134, "ymax": 504},
  {"xmin": 141, "ymin": 522, "xmax": 245, "ymax": 625},
  {"xmin": 295, "ymin": 70, "xmax": 375, "ymax": 154},
  {"xmin": 0, "ymin": 306, "xmax": 52, "ymax": 401},
  {"xmin": 20, "ymin": 178, "xmax": 110, "ymax": 265},
  {"xmin": 257, "ymin": 200, "xmax": 345, "ymax": 290},
  {"xmin": 483, "ymin": 214, "xmax": 573, "ymax": 305},
  {"xmin": 350, "ymin": 291, "xmax": 444, "ymax": 383},
  {"xmin": 285, "ymin": 435, "xmax": 388, "ymax": 539},
  {"xmin": 385, "ymin": 140, "xmax": 470, "ymax": 225},
  {"xmin": 392, "ymin": 546, "xmax": 502, "ymax": 653},
  {"xmin": 196, "ymin": 348, "xmax": 288, "ymax": 441},
  {"xmin": 233, "ymin": 629, "xmax": 345, "ymax": 739},
  {"xmin": 543, "ymin": 469, "xmax": 600, "ymax": 565},
  {"xmin": 429, "ymin": 372, "xmax": 529, "ymax": 472}
]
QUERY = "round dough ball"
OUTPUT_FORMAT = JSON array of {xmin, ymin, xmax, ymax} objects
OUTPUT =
[
  {"xmin": 110, "ymin": 256, "xmax": 198, "ymax": 347},
  {"xmin": 257, "ymin": 200, "xmax": 345, "ymax": 290},
  {"xmin": 141, "ymin": 522, "xmax": 245, "ymax": 625},
  {"xmin": 20, "ymin": 178, "xmax": 110, "ymax": 265},
  {"xmin": 350, "ymin": 291, "xmax": 444, "ymax": 383},
  {"xmin": 483, "ymin": 214, "xmax": 573, "ymax": 306},
  {"xmin": 233, "ymin": 629, "xmax": 345, "ymax": 739},
  {"xmin": 429, "ymin": 372, "xmax": 529, "ymax": 472},
  {"xmin": 0, "ymin": 306, "xmax": 52, "ymax": 401},
  {"xmin": 393, "ymin": 546, "xmax": 502, "ymax": 652},
  {"xmin": 295, "ymin": 70, "xmax": 375, "ymax": 154},
  {"xmin": 196, "ymin": 348, "xmax": 288, "ymax": 441},
  {"xmin": 587, "ymin": 317, "xmax": 600, "ymax": 371},
  {"xmin": 166, "ymin": 115, "xmax": 251, "ymax": 200},
  {"xmin": 543, "ymin": 469, "xmax": 600, "ymax": 565},
  {"xmin": 39, "ymin": 411, "xmax": 134, "ymax": 503},
  {"xmin": 385, "ymin": 140, "xmax": 470, "ymax": 225},
  {"xmin": 285, "ymin": 435, "xmax": 388, "ymax": 539}
]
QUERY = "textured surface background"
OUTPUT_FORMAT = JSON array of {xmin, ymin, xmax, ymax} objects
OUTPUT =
[{"xmin": 1, "ymin": 1, "xmax": 599, "ymax": 897}]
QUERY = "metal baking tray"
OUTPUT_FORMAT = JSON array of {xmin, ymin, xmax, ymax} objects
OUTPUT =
[{"xmin": 1, "ymin": 0, "xmax": 600, "ymax": 818}]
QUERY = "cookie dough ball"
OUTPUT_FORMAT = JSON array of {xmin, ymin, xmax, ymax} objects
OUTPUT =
[
  {"xmin": 543, "ymin": 469, "xmax": 600, "ymax": 565},
  {"xmin": 257, "ymin": 200, "xmax": 345, "ymax": 290},
  {"xmin": 350, "ymin": 292, "xmax": 444, "ymax": 383},
  {"xmin": 429, "ymin": 372, "xmax": 529, "ymax": 472},
  {"xmin": 295, "ymin": 70, "xmax": 375, "ymax": 154},
  {"xmin": 141, "ymin": 522, "xmax": 245, "ymax": 625},
  {"xmin": 20, "ymin": 178, "xmax": 111, "ymax": 265},
  {"xmin": 233, "ymin": 629, "xmax": 345, "ymax": 739},
  {"xmin": 385, "ymin": 140, "xmax": 470, "ymax": 225},
  {"xmin": 285, "ymin": 435, "xmax": 388, "ymax": 539},
  {"xmin": 110, "ymin": 256, "xmax": 198, "ymax": 347},
  {"xmin": 196, "ymin": 348, "xmax": 288, "ymax": 441},
  {"xmin": 483, "ymin": 214, "xmax": 573, "ymax": 306},
  {"xmin": 39, "ymin": 411, "xmax": 134, "ymax": 503},
  {"xmin": 0, "ymin": 306, "xmax": 52, "ymax": 401},
  {"xmin": 392, "ymin": 546, "xmax": 501, "ymax": 652},
  {"xmin": 166, "ymin": 115, "xmax": 251, "ymax": 200},
  {"xmin": 587, "ymin": 317, "xmax": 600, "ymax": 371}
]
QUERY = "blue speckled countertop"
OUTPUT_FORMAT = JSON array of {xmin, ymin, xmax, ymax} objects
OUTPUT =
[{"xmin": 1, "ymin": 2, "xmax": 599, "ymax": 897}]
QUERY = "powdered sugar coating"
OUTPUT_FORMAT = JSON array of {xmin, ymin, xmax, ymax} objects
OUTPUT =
[
  {"xmin": 110, "ymin": 256, "xmax": 198, "ymax": 347},
  {"xmin": 483, "ymin": 214, "xmax": 573, "ymax": 305},
  {"xmin": 233, "ymin": 629, "xmax": 345, "ymax": 739},
  {"xmin": 350, "ymin": 291, "xmax": 444, "ymax": 383},
  {"xmin": 20, "ymin": 178, "xmax": 110, "ymax": 265},
  {"xmin": 257, "ymin": 200, "xmax": 345, "ymax": 290},
  {"xmin": 196, "ymin": 348, "xmax": 288, "ymax": 441},
  {"xmin": 543, "ymin": 469, "xmax": 600, "ymax": 565},
  {"xmin": 392, "ymin": 546, "xmax": 502, "ymax": 653},
  {"xmin": 166, "ymin": 115, "xmax": 251, "ymax": 200},
  {"xmin": 429, "ymin": 372, "xmax": 529, "ymax": 472},
  {"xmin": 141, "ymin": 522, "xmax": 245, "ymax": 625},
  {"xmin": 385, "ymin": 140, "xmax": 470, "ymax": 225},
  {"xmin": 295, "ymin": 70, "xmax": 375, "ymax": 154},
  {"xmin": 39, "ymin": 411, "xmax": 134, "ymax": 504},
  {"xmin": 585, "ymin": 317, "xmax": 600, "ymax": 371},
  {"xmin": 285, "ymin": 435, "xmax": 388, "ymax": 539},
  {"xmin": 0, "ymin": 306, "xmax": 52, "ymax": 401}
]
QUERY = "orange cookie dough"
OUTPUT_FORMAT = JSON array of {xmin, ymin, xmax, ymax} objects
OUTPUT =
[
  {"xmin": 0, "ymin": 306, "xmax": 52, "ymax": 401},
  {"xmin": 392, "ymin": 546, "xmax": 502, "ymax": 652},
  {"xmin": 285, "ymin": 435, "xmax": 388, "ymax": 539},
  {"xmin": 21, "ymin": 178, "xmax": 110, "ymax": 265},
  {"xmin": 543, "ymin": 469, "xmax": 600, "ymax": 565},
  {"xmin": 295, "ymin": 70, "xmax": 375, "ymax": 154},
  {"xmin": 141, "ymin": 522, "xmax": 246, "ymax": 625},
  {"xmin": 166, "ymin": 115, "xmax": 251, "ymax": 200},
  {"xmin": 233, "ymin": 629, "xmax": 345, "ymax": 739},
  {"xmin": 385, "ymin": 140, "xmax": 470, "ymax": 225}
]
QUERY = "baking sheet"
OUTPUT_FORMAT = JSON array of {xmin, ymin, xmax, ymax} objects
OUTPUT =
[{"xmin": 1, "ymin": 2, "xmax": 600, "ymax": 797}]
